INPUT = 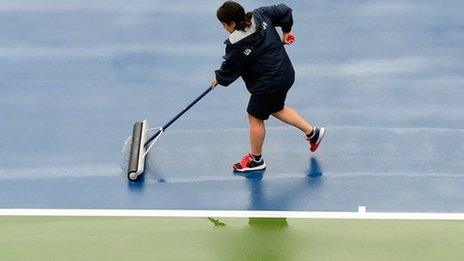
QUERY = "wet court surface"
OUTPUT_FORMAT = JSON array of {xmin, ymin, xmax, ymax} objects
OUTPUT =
[{"xmin": 1, "ymin": 0, "xmax": 463, "ymax": 212}]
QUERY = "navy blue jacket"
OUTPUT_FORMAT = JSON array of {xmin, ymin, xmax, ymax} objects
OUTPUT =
[{"xmin": 215, "ymin": 4, "xmax": 295, "ymax": 95}]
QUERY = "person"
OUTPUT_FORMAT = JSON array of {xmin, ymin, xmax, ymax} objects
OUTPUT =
[{"xmin": 211, "ymin": 1, "xmax": 325, "ymax": 172}]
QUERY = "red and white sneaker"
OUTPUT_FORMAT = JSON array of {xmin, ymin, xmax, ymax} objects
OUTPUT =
[
  {"xmin": 233, "ymin": 153, "xmax": 266, "ymax": 172},
  {"xmin": 307, "ymin": 126, "xmax": 326, "ymax": 152}
]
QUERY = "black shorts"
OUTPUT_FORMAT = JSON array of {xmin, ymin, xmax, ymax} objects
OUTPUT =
[{"xmin": 247, "ymin": 87, "xmax": 291, "ymax": 120}]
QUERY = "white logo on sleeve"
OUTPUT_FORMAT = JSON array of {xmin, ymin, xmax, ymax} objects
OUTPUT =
[
  {"xmin": 244, "ymin": 48, "xmax": 252, "ymax": 55},
  {"xmin": 262, "ymin": 22, "xmax": 268, "ymax": 30}
]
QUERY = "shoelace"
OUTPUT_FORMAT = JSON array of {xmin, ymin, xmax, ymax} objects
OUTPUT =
[{"xmin": 240, "ymin": 154, "xmax": 253, "ymax": 167}]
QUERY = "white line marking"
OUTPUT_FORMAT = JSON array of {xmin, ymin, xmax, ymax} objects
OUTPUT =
[
  {"xmin": 165, "ymin": 125, "xmax": 464, "ymax": 134},
  {"xmin": 1, "ymin": 209, "xmax": 464, "ymax": 220},
  {"xmin": 358, "ymin": 206, "xmax": 367, "ymax": 213}
]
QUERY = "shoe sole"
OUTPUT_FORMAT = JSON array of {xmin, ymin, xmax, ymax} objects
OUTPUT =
[
  {"xmin": 310, "ymin": 127, "xmax": 326, "ymax": 152},
  {"xmin": 233, "ymin": 163, "xmax": 267, "ymax": 172}
]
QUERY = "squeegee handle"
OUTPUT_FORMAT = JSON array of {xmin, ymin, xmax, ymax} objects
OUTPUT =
[
  {"xmin": 144, "ymin": 86, "xmax": 213, "ymax": 146},
  {"xmin": 163, "ymin": 86, "xmax": 213, "ymax": 130}
]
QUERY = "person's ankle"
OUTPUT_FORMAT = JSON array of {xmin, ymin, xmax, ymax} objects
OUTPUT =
[
  {"xmin": 251, "ymin": 154, "xmax": 262, "ymax": 161},
  {"xmin": 306, "ymin": 127, "xmax": 315, "ymax": 138}
]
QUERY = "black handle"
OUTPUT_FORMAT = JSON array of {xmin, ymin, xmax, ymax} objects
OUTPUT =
[{"xmin": 144, "ymin": 86, "xmax": 213, "ymax": 147}]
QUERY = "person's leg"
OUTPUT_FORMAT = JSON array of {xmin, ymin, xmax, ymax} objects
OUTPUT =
[
  {"xmin": 248, "ymin": 114, "xmax": 265, "ymax": 156},
  {"xmin": 272, "ymin": 106, "xmax": 313, "ymax": 135},
  {"xmin": 273, "ymin": 106, "xmax": 325, "ymax": 152},
  {"xmin": 233, "ymin": 94, "xmax": 268, "ymax": 171},
  {"xmin": 232, "ymin": 113, "xmax": 267, "ymax": 172}
]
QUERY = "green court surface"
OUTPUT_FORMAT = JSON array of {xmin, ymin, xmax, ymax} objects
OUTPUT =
[{"xmin": 0, "ymin": 217, "xmax": 463, "ymax": 260}]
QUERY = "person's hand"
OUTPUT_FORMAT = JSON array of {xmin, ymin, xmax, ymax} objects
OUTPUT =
[
  {"xmin": 211, "ymin": 75, "xmax": 219, "ymax": 89},
  {"xmin": 282, "ymin": 31, "xmax": 295, "ymax": 45}
]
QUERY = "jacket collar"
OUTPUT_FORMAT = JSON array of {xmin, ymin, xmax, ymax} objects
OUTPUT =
[
  {"xmin": 228, "ymin": 16, "xmax": 257, "ymax": 44},
  {"xmin": 224, "ymin": 11, "xmax": 264, "ymax": 47}
]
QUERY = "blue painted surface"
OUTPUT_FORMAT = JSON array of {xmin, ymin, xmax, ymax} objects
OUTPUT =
[{"xmin": 0, "ymin": 0, "xmax": 463, "ymax": 212}]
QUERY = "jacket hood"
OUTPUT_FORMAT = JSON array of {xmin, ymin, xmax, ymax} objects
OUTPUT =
[{"xmin": 224, "ymin": 10, "xmax": 265, "ymax": 48}]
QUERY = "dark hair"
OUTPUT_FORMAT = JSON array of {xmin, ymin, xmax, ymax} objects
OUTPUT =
[{"xmin": 217, "ymin": 1, "xmax": 252, "ymax": 31}]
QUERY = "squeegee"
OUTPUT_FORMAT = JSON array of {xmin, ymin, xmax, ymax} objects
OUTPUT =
[{"xmin": 127, "ymin": 86, "xmax": 213, "ymax": 181}]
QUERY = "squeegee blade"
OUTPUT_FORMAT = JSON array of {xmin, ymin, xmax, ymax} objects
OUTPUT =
[{"xmin": 127, "ymin": 120, "xmax": 149, "ymax": 181}]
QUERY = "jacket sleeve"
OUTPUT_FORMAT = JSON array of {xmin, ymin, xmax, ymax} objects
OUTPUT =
[
  {"xmin": 258, "ymin": 4, "xmax": 293, "ymax": 33},
  {"xmin": 215, "ymin": 44, "xmax": 243, "ymax": 86}
]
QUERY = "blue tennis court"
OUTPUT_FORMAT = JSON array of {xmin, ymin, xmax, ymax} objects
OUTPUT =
[{"xmin": 1, "ymin": 0, "xmax": 463, "ymax": 214}]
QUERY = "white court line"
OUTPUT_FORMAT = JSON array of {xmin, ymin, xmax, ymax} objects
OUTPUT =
[
  {"xmin": 165, "ymin": 125, "xmax": 464, "ymax": 134},
  {"xmin": 1, "ymin": 209, "xmax": 464, "ymax": 220}
]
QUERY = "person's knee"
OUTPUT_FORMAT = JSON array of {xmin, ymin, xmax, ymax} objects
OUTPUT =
[
  {"xmin": 272, "ymin": 106, "xmax": 287, "ymax": 117},
  {"xmin": 248, "ymin": 114, "xmax": 264, "ymax": 125},
  {"xmin": 272, "ymin": 109, "xmax": 284, "ymax": 117}
]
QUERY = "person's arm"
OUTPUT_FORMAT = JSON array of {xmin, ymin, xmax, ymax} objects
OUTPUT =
[
  {"xmin": 213, "ymin": 45, "xmax": 243, "ymax": 88},
  {"xmin": 258, "ymin": 4, "xmax": 293, "ymax": 33}
]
